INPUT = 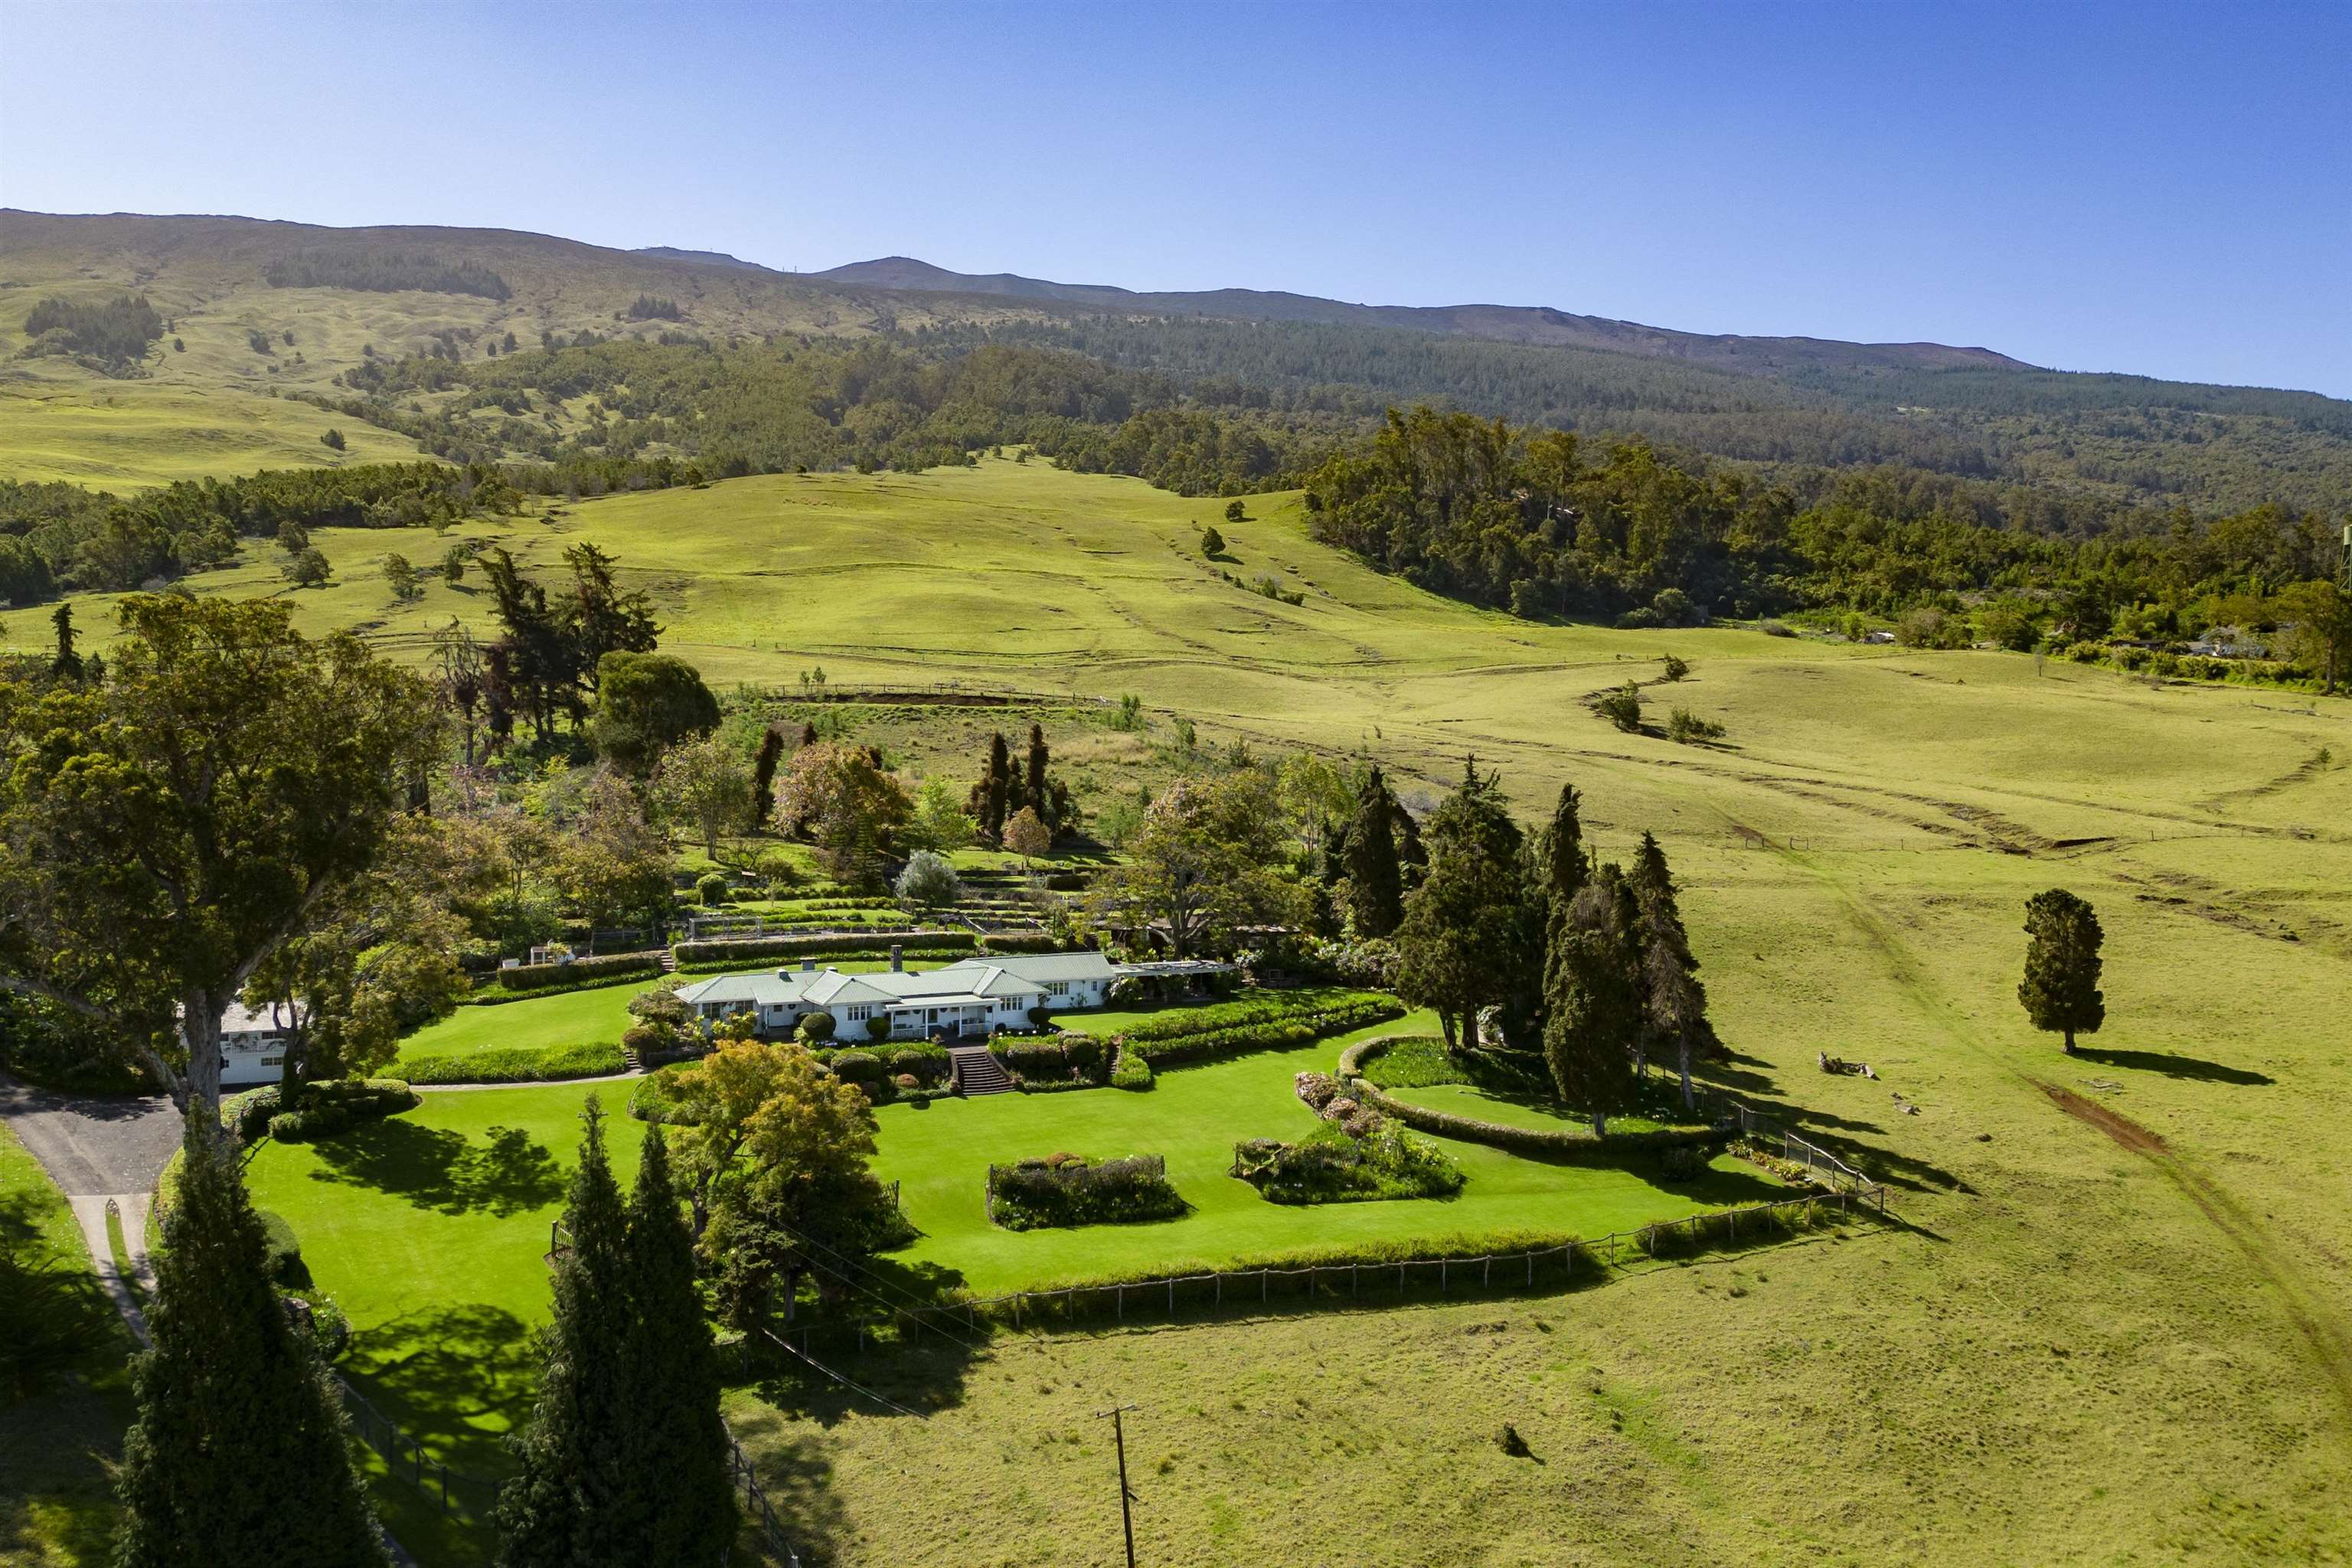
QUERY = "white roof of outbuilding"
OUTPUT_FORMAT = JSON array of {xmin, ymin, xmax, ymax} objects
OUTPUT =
[{"xmin": 675, "ymin": 951, "xmax": 1115, "ymax": 1014}]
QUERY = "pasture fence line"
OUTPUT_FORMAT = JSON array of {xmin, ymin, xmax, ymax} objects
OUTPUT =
[
  {"xmin": 817, "ymin": 1183, "xmax": 1890, "ymax": 1347},
  {"xmin": 335, "ymin": 1375, "xmax": 501, "ymax": 1525},
  {"xmin": 1701, "ymin": 1092, "xmax": 1873, "ymax": 1194},
  {"xmin": 721, "ymin": 1417, "xmax": 804, "ymax": 1567}
]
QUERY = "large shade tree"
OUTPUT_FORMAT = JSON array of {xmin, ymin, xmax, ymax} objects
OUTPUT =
[
  {"xmin": 1090, "ymin": 771, "xmax": 1305, "ymax": 959},
  {"xmin": 0, "ymin": 596, "xmax": 439, "ymax": 1121},
  {"xmin": 2019, "ymin": 888, "xmax": 2105, "ymax": 1054}
]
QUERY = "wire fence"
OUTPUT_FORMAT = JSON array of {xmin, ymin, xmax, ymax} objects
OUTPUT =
[
  {"xmin": 337, "ymin": 1376, "xmax": 502, "ymax": 1525},
  {"xmin": 1703, "ymin": 1094, "xmax": 1873, "ymax": 1192},
  {"xmin": 812, "ymin": 1182, "xmax": 1889, "ymax": 1346},
  {"xmin": 723, "ymin": 1417, "xmax": 804, "ymax": 1567}
]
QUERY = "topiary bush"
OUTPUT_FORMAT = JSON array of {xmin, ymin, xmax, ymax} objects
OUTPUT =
[
  {"xmin": 256, "ymin": 1210, "xmax": 309, "ymax": 1286},
  {"xmin": 695, "ymin": 871, "xmax": 732, "ymax": 906},
  {"xmin": 246, "ymin": 1079, "xmax": 419, "ymax": 1142},
  {"xmin": 1109, "ymin": 1046, "xmax": 1153, "ymax": 1091},
  {"xmin": 864, "ymin": 1014, "xmax": 890, "ymax": 1041},
  {"xmin": 796, "ymin": 1010, "xmax": 837, "ymax": 1044},
  {"xmin": 828, "ymin": 1049, "xmax": 883, "ymax": 1084}
]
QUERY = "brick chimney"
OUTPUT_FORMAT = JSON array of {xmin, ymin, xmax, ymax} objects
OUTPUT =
[{"xmin": 890, "ymin": 943, "xmax": 904, "ymax": 972}]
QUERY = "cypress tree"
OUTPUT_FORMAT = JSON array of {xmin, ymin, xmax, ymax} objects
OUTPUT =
[
  {"xmin": 1025, "ymin": 724, "xmax": 1051, "ymax": 828},
  {"xmin": 1543, "ymin": 866, "xmax": 1645, "ymax": 1135},
  {"xmin": 495, "ymin": 1096, "xmax": 635, "ymax": 1568},
  {"xmin": 2019, "ymin": 888, "xmax": 2105, "ymax": 1053},
  {"xmin": 798, "ymin": 721, "xmax": 818, "ymax": 749},
  {"xmin": 1539, "ymin": 783, "xmax": 1588, "ymax": 919},
  {"xmin": 115, "ymin": 1112, "xmax": 387, "ymax": 1568},
  {"xmin": 1628, "ymin": 831, "xmax": 1709, "ymax": 1107},
  {"xmin": 618, "ymin": 1126, "xmax": 734, "ymax": 1563},
  {"xmin": 1342, "ymin": 765, "xmax": 1403, "ymax": 938},
  {"xmin": 970, "ymin": 731, "xmax": 1014, "ymax": 843},
  {"xmin": 749, "ymin": 724, "xmax": 786, "ymax": 830},
  {"xmin": 51, "ymin": 603, "xmax": 82, "ymax": 681}
]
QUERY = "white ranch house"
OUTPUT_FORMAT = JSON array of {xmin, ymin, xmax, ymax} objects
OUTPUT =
[
  {"xmin": 216, "ymin": 1001, "xmax": 300, "ymax": 1086},
  {"xmin": 675, "ymin": 951, "xmax": 1118, "ymax": 1042}
]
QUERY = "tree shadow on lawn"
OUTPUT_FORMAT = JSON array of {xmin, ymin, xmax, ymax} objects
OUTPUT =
[
  {"xmin": 2071, "ymin": 1047, "xmax": 2274, "ymax": 1086},
  {"xmin": 346, "ymin": 1301, "xmax": 540, "ymax": 1475},
  {"xmin": 719, "ymin": 1405, "xmax": 857, "ymax": 1567},
  {"xmin": 746, "ymin": 1321, "xmax": 983, "ymax": 1430},
  {"xmin": 1692, "ymin": 1067, "xmax": 1975, "ymax": 1198},
  {"xmin": 306, "ymin": 1119, "xmax": 567, "ymax": 1217}
]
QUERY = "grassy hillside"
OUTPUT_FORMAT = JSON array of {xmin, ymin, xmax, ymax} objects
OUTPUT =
[{"xmin": 22, "ymin": 458, "xmax": 2352, "ymax": 1564}]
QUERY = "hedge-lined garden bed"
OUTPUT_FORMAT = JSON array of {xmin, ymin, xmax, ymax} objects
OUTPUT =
[
  {"xmin": 671, "ymin": 929, "xmax": 975, "ymax": 966},
  {"xmin": 389, "ymin": 1041, "xmax": 627, "ymax": 1085},
  {"xmin": 1122, "ymin": 991, "xmax": 1406, "ymax": 1069},
  {"xmin": 227, "ymin": 1079, "xmax": 420, "ymax": 1143},
  {"xmin": 490, "ymin": 950, "xmax": 668, "ymax": 991},
  {"xmin": 986, "ymin": 1153, "xmax": 1187, "ymax": 1231},
  {"xmin": 1337, "ymin": 1036, "xmax": 1727, "ymax": 1160}
]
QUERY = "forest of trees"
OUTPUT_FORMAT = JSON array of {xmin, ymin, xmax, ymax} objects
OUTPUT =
[
  {"xmin": 263, "ymin": 247, "xmax": 512, "ymax": 299},
  {"xmin": 18, "ymin": 293, "xmax": 165, "ymax": 369}
]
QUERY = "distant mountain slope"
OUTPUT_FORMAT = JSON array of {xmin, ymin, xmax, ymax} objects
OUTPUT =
[
  {"xmin": 631, "ymin": 245, "xmax": 769, "ymax": 271},
  {"xmin": 809, "ymin": 255, "xmax": 2030, "ymax": 376}
]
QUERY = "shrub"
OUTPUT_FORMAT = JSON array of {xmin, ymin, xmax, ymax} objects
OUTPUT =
[
  {"xmin": 243, "ymin": 1078, "xmax": 418, "ymax": 1142},
  {"xmin": 1000, "ymin": 1039, "xmax": 1069, "ymax": 1074},
  {"xmin": 1759, "ymin": 621, "xmax": 1798, "ymax": 638},
  {"xmin": 987, "ymin": 1154, "xmax": 1186, "ymax": 1231},
  {"xmin": 1295, "ymin": 1071, "xmax": 1338, "ymax": 1111},
  {"xmin": 1896, "ymin": 607, "xmax": 1970, "ymax": 650},
  {"xmin": 977, "ymin": 932, "xmax": 1070, "ymax": 955},
  {"xmin": 864, "ymin": 1014, "xmax": 890, "ymax": 1041},
  {"xmin": 1109, "ymin": 1046, "xmax": 1153, "ymax": 1090},
  {"xmin": 828, "ymin": 1049, "xmax": 883, "ymax": 1083},
  {"xmin": 1595, "ymin": 683, "xmax": 1644, "ymax": 732},
  {"xmin": 1025, "ymin": 1004, "xmax": 1053, "ymax": 1027},
  {"xmin": 256, "ymin": 1210, "xmax": 309, "ymax": 1286},
  {"xmin": 1665, "ymin": 707, "xmax": 1726, "ymax": 744},
  {"xmin": 1122, "ymin": 993, "xmax": 1406, "ymax": 1069},
  {"xmin": 796, "ymin": 1011, "xmax": 837, "ymax": 1044},
  {"xmin": 390, "ymin": 1044, "xmax": 625, "ymax": 1084},
  {"xmin": 1353, "ymin": 1035, "xmax": 1467, "ymax": 1090},
  {"xmin": 695, "ymin": 871, "xmax": 732, "ymax": 906},
  {"xmin": 629, "ymin": 1063, "xmax": 699, "ymax": 1124},
  {"xmin": 1661, "ymin": 654, "xmax": 1690, "ymax": 681},
  {"xmin": 1234, "ymin": 1122, "xmax": 1462, "ymax": 1205}
]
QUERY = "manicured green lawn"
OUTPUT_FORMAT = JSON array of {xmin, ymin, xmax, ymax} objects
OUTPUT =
[
  {"xmin": 1054, "ymin": 985, "xmax": 1367, "ymax": 1040},
  {"xmin": 1386, "ymin": 1082, "xmax": 1691, "ymax": 1137},
  {"xmin": 871, "ymin": 1014, "xmax": 1782, "ymax": 1297},
  {"xmin": 392, "ymin": 982, "xmax": 664, "ymax": 1060}
]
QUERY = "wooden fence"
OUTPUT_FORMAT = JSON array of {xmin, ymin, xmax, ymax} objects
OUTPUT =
[
  {"xmin": 337, "ymin": 1375, "xmax": 501, "ymax": 1525},
  {"xmin": 723, "ymin": 1418, "xmax": 804, "ymax": 1567}
]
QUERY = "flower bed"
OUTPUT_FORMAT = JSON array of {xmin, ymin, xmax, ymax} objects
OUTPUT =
[
  {"xmin": 1232, "ymin": 1122, "xmax": 1463, "ymax": 1205},
  {"xmin": 389, "ymin": 1041, "xmax": 627, "ymax": 1085},
  {"xmin": 985, "ymin": 1153, "xmax": 1187, "ymax": 1231}
]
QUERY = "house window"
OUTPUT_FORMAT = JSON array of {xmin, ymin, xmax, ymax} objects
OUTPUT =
[
  {"xmin": 1047, "ymin": 982, "xmax": 1069, "ymax": 996},
  {"xmin": 260, "ymin": 1055, "xmax": 285, "ymax": 1067}
]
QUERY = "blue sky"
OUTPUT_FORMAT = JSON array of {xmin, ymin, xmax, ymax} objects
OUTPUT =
[{"xmin": 4, "ymin": 1, "xmax": 2345, "ymax": 394}]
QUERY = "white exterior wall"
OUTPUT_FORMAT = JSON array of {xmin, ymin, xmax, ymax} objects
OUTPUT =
[
  {"xmin": 1039, "ymin": 977, "xmax": 1106, "ymax": 1010},
  {"xmin": 220, "ymin": 1032, "xmax": 286, "ymax": 1086}
]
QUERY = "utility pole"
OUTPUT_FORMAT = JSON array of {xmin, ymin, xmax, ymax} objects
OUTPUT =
[{"xmin": 1095, "ymin": 1403, "xmax": 1139, "ymax": 1568}]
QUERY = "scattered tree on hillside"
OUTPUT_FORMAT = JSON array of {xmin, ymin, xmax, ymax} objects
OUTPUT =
[
  {"xmin": 283, "ymin": 546, "xmax": 332, "ymax": 588},
  {"xmin": 591, "ymin": 651, "xmax": 718, "ymax": 775},
  {"xmin": 2019, "ymin": 888, "xmax": 2105, "ymax": 1054},
  {"xmin": 654, "ymin": 732, "xmax": 755, "ymax": 856},
  {"xmin": 1596, "ymin": 682, "xmax": 1643, "ymax": 733},
  {"xmin": 49, "ymin": 603, "xmax": 80, "ymax": 680},
  {"xmin": 0, "ymin": 596, "xmax": 437, "ymax": 1122},
  {"xmin": 1004, "ymin": 805, "xmax": 1051, "ymax": 868},
  {"xmin": 381, "ymin": 551, "xmax": 422, "ymax": 601},
  {"xmin": 748, "ymin": 724, "xmax": 787, "ymax": 829},
  {"xmin": 321, "ymin": 429, "xmax": 346, "ymax": 452},
  {"xmin": 1341, "ymin": 765, "xmax": 1404, "ymax": 939},
  {"xmin": 1091, "ymin": 772, "xmax": 1305, "ymax": 959},
  {"xmin": 113, "ymin": 1112, "xmax": 387, "ymax": 1568},
  {"xmin": 772, "ymin": 743, "xmax": 910, "ymax": 884},
  {"xmin": 1224, "ymin": 499, "xmax": 1246, "ymax": 523},
  {"xmin": 901, "ymin": 776, "xmax": 978, "ymax": 855},
  {"xmin": 1199, "ymin": 524, "xmax": 1225, "ymax": 557}
]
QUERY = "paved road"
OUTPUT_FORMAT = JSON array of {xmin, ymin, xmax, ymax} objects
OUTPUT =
[{"xmin": 0, "ymin": 1073, "xmax": 182, "ymax": 1197}]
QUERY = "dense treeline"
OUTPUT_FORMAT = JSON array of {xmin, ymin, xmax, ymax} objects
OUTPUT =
[
  {"xmin": 1305, "ymin": 407, "xmax": 2350, "ymax": 639},
  {"xmin": 19, "ymin": 293, "xmax": 165, "ymax": 369},
  {"xmin": 263, "ymin": 248, "xmax": 512, "ymax": 299}
]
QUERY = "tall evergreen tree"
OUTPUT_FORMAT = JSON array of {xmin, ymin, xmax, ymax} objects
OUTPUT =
[
  {"xmin": 1543, "ymin": 867, "xmax": 1645, "ymax": 1135},
  {"xmin": 1628, "ymin": 831, "xmax": 1709, "ymax": 1108},
  {"xmin": 969, "ymin": 731, "xmax": 1014, "ymax": 843},
  {"xmin": 1538, "ymin": 783, "xmax": 1588, "ymax": 920},
  {"xmin": 51, "ymin": 603, "xmax": 82, "ymax": 681},
  {"xmin": 1393, "ymin": 760, "xmax": 1536, "ymax": 1051},
  {"xmin": 618, "ymin": 1126, "xmax": 734, "ymax": 1563},
  {"xmin": 749, "ymin": 724, "xmax": 786, "ymax": 829},
  {"xmin": 1025, "ymin": 724, "xmax": 1051, "ymax": 827},
  {"xmin": 1342, "ymin": 765, "xmax": 1404, "ymax": 938},
  {"xmin": 495, "ymin": 1097, "xmax": 635, "ymax": 1568},
  {"xmin": 2019, "ymin": 888, "xmax": 2105, "ymax": 1054},
  {"xmin": 114, "ymin": 1112, "xmax": 387, "ymax": 1568}
]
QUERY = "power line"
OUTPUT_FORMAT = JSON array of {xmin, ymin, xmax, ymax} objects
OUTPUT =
[{"xmin": 760, "ymin": 1328, "xmax": 926, "ymax": 1419}]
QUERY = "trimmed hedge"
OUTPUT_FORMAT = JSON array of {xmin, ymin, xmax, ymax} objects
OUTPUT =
[
  {"xmin": 671, "ymin": 929, "xmax": 974, "ymax": 965},
  {"xmin": 987, "ymin": 1154, "xmax": 1186, "ymax": 1231},
  {"xmin": 230, "ymin": 1079, "xmax": 418, "ymax": 1144},
  {"xmin": 390, "ymin": 1042, "xmax": 627, "ymax": 1085},
  {"xmin": 1338, "ymin": 1036, "xmax": 1728, "ymax": 1159},
  {"xmin": 671, "ymin": 946, "xmax": 971, "ymax": 976},
  {"xmin": 1128, "ymin": 996, "xmax": 1406, "ymax": 1069},
  {"xmin": 976, "ymin": 933, "xmax": 1075, "ymax": 956},
  {"xmin": 1119, "ymin": 988, "xmax": 1400, "ymax": 1044},
  {"xmin": 1109, "ymin": 1046, "xmax": 1153, "ymax": 1091},
  {"xmin": 494, "ymin": 950, "xmax": 667, "ymax": 991}
]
